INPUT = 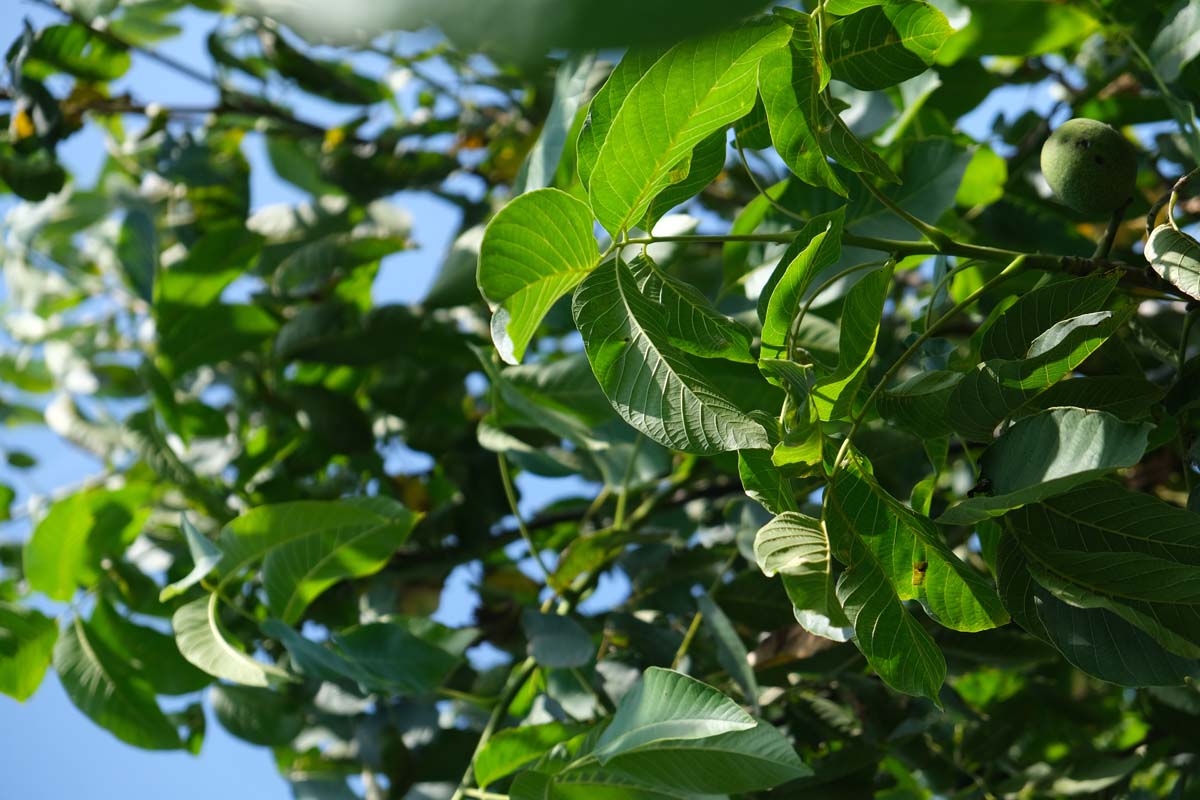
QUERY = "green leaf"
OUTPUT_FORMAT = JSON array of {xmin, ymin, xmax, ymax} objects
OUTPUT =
[
  {"xmin": 173, "ymin": 594, "xmax": 291, "ymax": 687},
  {"xmin": 954, "ymin": 145, "xmax": 1008, "ymax": 207},
  {"xmin": 523, "ymin": 610, "xmax": 595, "ymax": 668},
  {"xmin": 628, "ymin": 255, "xmax": 753, "ymax": 362},
  {"xmin": 947, "ymin": 309, "xmax": 1132, "ymax": 440},
  {"xmin": 827, "ymin": 3, "xmax": 952, "ymax": 91},
  {"xmin": 479, "ymin": 188, "xmax": 600, "ymax": 365},
  {"xmin": 253, "ymin": 500, "xmax": 420, "ymax": 624},
  {"xmin": 593, "ymin": 667, "xmax": 756, "ymax": 759},
  {"xmin": 811, "ymin": 263, "xmax": 894, "ymax": 420},
  {"xmin": 272, "ymin": 234, "xmax": 406, "ymax": 298},
  {"xmin": 0, "ymin": 602, "xmax": 57, "ymax": 701},
  {"xmin": 997, "ymin": 537, "xmax": 1199, "ymax": 687},
  {"xmin": 158, "ymin": 302, "xmax": 279, "ymax": 377},
  {"xmin": 939, "ymin": 409, "xmax": 1151, "ymax": 525},
  {"xmin": 738, "ymin": 448, "xmax": 799, "ymax": 514},
  {"xmin": 828, "ymin": 461, "xmax": 1008, "ymax": 633},
  {"xmin": 980, "ymin": 273, "xmax": 1120, "ymax": 360},
  {"xmin": 758, "ymin": 19, "xmax": 845, "ymax": 195},
  {"xmin": 876, "ymin": 370, "xmax": 962, "ymax": 438},
  {"xmin": 936, "ymin": 0, "xmax": 1097, "ymax": 63},
  {"xmin": 90, "ymin": 598, "xmax": 210, "ymax": 695},
  {"xmin": 0, "ymin": 151, "xmax": 67, "ymax": 201},
  {"xmin": 1026, "ymin": 376, "xmax": 1164, "ymax": 420},
  {"xmin": 476, "ymin": 721, "xmax": 590, "ymax": 788},
  {"xmin": 116, "ymin": 208, "xmax": 157, "ymax": 303},
  {"xmin": 211, "ymin": 684, "xmax": 304, "ymax": 746},
  {"xmin": 216, "ymin": 497, "xmax": 414, "ymax": 587},
  {"xmin": 1006, "ymin": 485, "xmax": 1200, "ymax": 658},
  {"xmin": 261, "ymin": 619, "xmax": 370, "ymax": 687},
  {"xmin": 17, "ymin": 23, "xmax": 131, "ymax": 80},
  {"xmin": 758, "ymin": 210, "xmax": 846, "ymax": 361},
  {"xmin": 826, "ymin": 521, "xmax": 947, "ymax": 701},
  {"xmin": 696, "ymin": 591, "xmax": 760, "ymax": 710},
  {"xmin": 573, "ymin": 258, "xmax": 770, "ymax": 454},
  {"xmin": 593, "ymin": 667, "xmax": 810, "ymax": 794},
  {"xmin": 259, "ymin": 29, "xmax": 387, "ymax": 105},
  {"xmin": 333, "ymin": 621, "xmax": 461, "ymax": 695},
  {"xmin": 24, "ymin": 486, "xmax": 153, "ymax": 602},
  {"xmin": 578, "ymin": 47, "xmax": 668, "ymax": 190},
  {"xmin": 1149, "ymin": 0, "xmax": 1200, "ymax": 82},
  {"xmin": 55, "ymin": 616, "xmax": 182, "ymax": 750},
  {"xmin": 511, "ymin": 768, "xmax": 722, "ymax": 800},
  {"xmin": 769, "ymin": 9, "xmax": 899, "ymax": 186},
  {"xmin": 588, "ymin": 20, "xmax": 790, "ymax": 234},
  {"xmin": 517, "ymin": 52, "xmax": 600, "ymax": 194},
  {"xmin": 754, "ymin": 511, "xmax": 850, "ymax": 641},
  {"xmin": 642, "ymin": 129, "xmax": 729, "ymax": 228},
  {"xmin": 160, "ymin": 514, "xmax": 224, "ymax": 602},
  {"xmin": 1145, "ymin": 224, "xmax": 1200, "ymax": 301}
]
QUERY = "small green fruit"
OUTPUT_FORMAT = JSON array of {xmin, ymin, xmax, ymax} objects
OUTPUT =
[{"xmin": 1040, "ymin": 118, "xmax": 1137, "ymax": 216}]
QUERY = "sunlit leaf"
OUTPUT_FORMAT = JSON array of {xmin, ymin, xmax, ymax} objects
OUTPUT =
[
  {"xmin": 588, "ymin": 21, "xmax": 790, "ymax": 234},
  {"xmin": 1145, "ymin": 224, "xmax": 1200, "ymax": 301},
  {"xmin": 55, "ymin": 616, "xmax": 182, "ymax": 749},
  {"xmin": 479, "ymin": 188, "xmax": 600, "ymax": 365},
  {"xmin": 0, "ymin": 602, "xmax": 57, "ymax": 702}
]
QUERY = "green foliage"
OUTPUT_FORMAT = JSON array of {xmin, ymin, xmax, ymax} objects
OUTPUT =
[{"xmin": 4, "ymin": 1, "xmax": 1200, "ymax": 798}]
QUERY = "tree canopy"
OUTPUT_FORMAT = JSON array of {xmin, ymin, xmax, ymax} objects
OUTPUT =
[{"xmin": 2, "ymin": 0, "xmax": 1200, "ymax": 798}]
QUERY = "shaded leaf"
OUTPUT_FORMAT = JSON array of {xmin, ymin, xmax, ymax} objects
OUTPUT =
[
  {"xmin": 573, "ymin": 258, "xmax": 770, "ymax": 454},
  {"xmin": 938, "ymin": 408, "xmax": 1151, "ymax": 525},
  {"xmin": 523, "ymin": 610, "xmax": 595, "ymax": 669}
]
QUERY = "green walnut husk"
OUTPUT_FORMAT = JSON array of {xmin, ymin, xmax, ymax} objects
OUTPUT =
[{"xmin": 1040, "ymin": 118, "xmax": 1137, "ymax": 216}]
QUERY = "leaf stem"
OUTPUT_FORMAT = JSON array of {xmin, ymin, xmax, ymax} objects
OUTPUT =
[
  {"xmin": 735, "ymin": 140, "xmax": 807, "ymax": 224},
  {"xmin": 1093, "ymin": 199, "xmax": 1131, "ymax": 260},
  {"xmin": 671, "ymin": 551, "xmax": 739, "ymax": 670},
  {"xmin": 857, "ymin": 173, "xmax": 954, "ymax": 251},
  {"xmin": 450, "ymin": 656, "xmax": 538, "ymax": 800},
  {"xmin": 497, "ymin": 452, "xmax": 555, "ymax": 587},
  {"xmin": 613, "ymin": 435, "xmax": 643, "ymax": 530}
]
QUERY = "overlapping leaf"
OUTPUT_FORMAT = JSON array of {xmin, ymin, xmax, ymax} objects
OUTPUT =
[
  {"xmin": 55, "ymin": 616, "xmax": 182, "ymax": 750},
  {"xmin": 758, "ymin": 209, "xmax": 846, "ymax": 361},
  {"xmin": 573, "ymin": 258, "xmax": 769, "ymax": 454},
  {"xmin": 997, "ymin": 537, "xmax": 1199, "ymax": 687},
  {"xmin": 948, "ymin": 308, "xmax": 1132, "ymax": 440},
  {"xmin": 828, "ymin": 461, "xmax": 1008, "ymax": 633},
  {"xmin": 811, "ymin": 263, "xmax": 894, "ymax": 420},
  {"xmin": 478, "ymin": 188, "xmax": 600, "ymax": 365},
  {"xmin": 827, "ymin": 2, "xmax": 952, "ymax": 91},
  {"xmin": 588, "ymin": 20, "xmax": 790, "ymax": 233},
  {"xmin": 591, "ymin": 668, "xmax": 810, "ymax": 793},
  {"xmin": 939, "ymin": 408, "xmax": 1151, "ymax": 525},
  {"xmin": 0, "ymin": 602, "xmax": 57, "ymax": 701},
  {"xmin": 173, "ymin": 593, "xmax": 291, "ymax": 687},
  {"xmin": 1006, "ymin": 483, "xmax": 1200, "ymax": 658}
]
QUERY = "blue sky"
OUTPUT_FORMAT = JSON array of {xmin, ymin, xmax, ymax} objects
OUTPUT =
[{"xmin": 0, "ymin": 5, "xmax": 1076, "ymax": 798}]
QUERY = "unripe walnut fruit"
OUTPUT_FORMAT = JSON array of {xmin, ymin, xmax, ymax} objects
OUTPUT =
[{"xmin": 1040, "ymin": 118, "xmax": 1137, "ymax": 216}]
